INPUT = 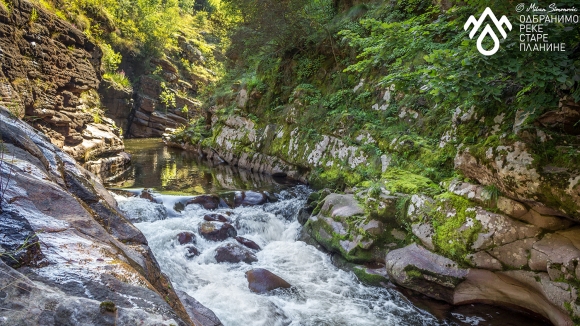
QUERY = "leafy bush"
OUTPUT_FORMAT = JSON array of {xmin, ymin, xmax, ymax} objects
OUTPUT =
[
  {"xmin": 159, "ymin": 82, "xmax": 176, "ymax": 111},
  {"xmin": 103, "ymin": 71, "xmax": 131, "ymax": 89}
]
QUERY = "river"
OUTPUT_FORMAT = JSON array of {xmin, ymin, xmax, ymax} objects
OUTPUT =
[{"xmin": 108, "ymin": 139, "xmax": 549, "ymax": 326}]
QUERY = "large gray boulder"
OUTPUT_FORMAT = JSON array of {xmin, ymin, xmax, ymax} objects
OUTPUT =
[{"xmin": 385, "ymin": 244, "xmax": 468, "ymax": 302}]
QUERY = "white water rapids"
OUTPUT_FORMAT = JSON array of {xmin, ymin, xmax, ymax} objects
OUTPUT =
[{"xmin": 115, "ymin": 186, "xmax": 447, "ymax": 326}]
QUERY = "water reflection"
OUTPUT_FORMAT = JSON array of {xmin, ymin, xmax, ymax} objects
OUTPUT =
[{"xmin": 107, "ymin": 139, "xmax": 295, "ymax": 194}]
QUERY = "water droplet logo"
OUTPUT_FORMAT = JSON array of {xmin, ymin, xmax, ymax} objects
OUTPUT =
[{"xmin": 464, "ymin": 7, "xmax": 512, "ymax": 56}]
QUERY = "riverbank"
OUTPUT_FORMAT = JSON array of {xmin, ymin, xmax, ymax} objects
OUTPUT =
[{"xmin": 113, "ymin": 139, "xmax": 550, "ymax": 326}]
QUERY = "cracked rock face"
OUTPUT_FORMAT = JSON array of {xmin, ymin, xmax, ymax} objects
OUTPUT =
[{"xmin": 455, "ymin": 143, "xmax": 580, "ymax": 221}]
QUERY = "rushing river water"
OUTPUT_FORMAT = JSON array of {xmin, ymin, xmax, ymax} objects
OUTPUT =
[{"xmin": 110, "ymin": 139, "xmax": 549, "ymax": 326}]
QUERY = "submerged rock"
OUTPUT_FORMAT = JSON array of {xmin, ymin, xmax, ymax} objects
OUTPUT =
[
  {"xmin": 186, "ymin": 194, "xmax": 228, "ymax": 210},
  {"xmin": 117, "ymin": 197, "xmax": 168, "ymax": 223},
  {"xmin": 214, "ymin": 243, "xmax": 258, "ymax": 264},
  {"xmin": 245, "ymin": 268, "xmax": 291, "ymax": 293},
  {"xmin": 139, "ymin": 189, "xmax": 157, "ymax": 202},
  {"xmin": 185, "ymin": 245, "xmax": 201, "ymax": 258},
  {"xmin": 177, "ymin": 231, "xmax": 197, "ymax": 245},
  {"xmin": 198, "ymin": 221, "xmax": 237, "ymax": 241},
  {"xmin": 235, "ymin": 236, "xmax": 261, "ymax": 251},
  {"xmin": 204, "ymin": 213, "xmax": 230, "ymax": 223},
  {"xmin": 234, "ymin": 191, "xmax": 267, "ymax": 207}
]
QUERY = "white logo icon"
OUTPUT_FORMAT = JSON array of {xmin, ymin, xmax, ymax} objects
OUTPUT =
[{"xmin": 464, "ymin": 7, "xmax": 512, "ymax": 56}]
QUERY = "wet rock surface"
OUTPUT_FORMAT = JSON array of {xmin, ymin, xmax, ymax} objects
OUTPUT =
[
  {"xmin": 0, "ymin": 107, "xmax": 217, "ymax": 325},
  {"xmin": 245, "ymin": 268, "xmax": 291, "ymax": 294},
  {"xmin": 214, "ymin": 243, "xmax": 258, "ymax": 264},
  {"xmin": 185, "ymin": 245, "xmax": 201, "ymax": 258},
  {"xmin": 235, "ymin": 236, "xmax": 261, "ymax": 251},
  {"xmin": 177, "ymin": 290, "xmax": 224, "ymax": 326},
  {"xmin": 234, "ymin": 191, "xmax": 268, "ymax": 207},
  {"xmin": 198, "ymin": 221, "xmax": 237, "ymax": 241},
  {"xmin": 204, "ymin": 213, "xmax": 230, "ymax": 223},
  {"xmin": 0, "ymin": 209, "xmax": 45, "ymax": 268},
  {"xmin": 177, "ymin": 231, "xmax": 197, "ymax": 245},
  {"xmin": 0, "ymin": 260, "xmax": 185, "ymax": 326},
  {"xmin": 187, "ymin": 194, "xmax": 228, "ymax": 210}
]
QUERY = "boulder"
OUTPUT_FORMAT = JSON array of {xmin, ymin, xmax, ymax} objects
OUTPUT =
[
  {"xmin": 245, "ymin": 268, "xmax": 291, "ymax": 293},
  {"xmin": 297, "ymin": 207, "xmax": 311, "ymax": 225},
  {"xmin": 185, "ymin": 245, "xmax": 201, "ymax": 258},
  {"xmin": 198, "ymin": 221, "xmax": 237, "ymax": 241},
  {"xmin": 353, "ymin": 264, "xmax": 389, "ymax": 286},
  {"xmin": 385, "ymin": 244, "xmax": 468, "ymax": 302},
  {"xmin": 214, "ymin": 243, "xmax": 258, "ymax": 264},
  {"xmin": 234, "ymin": 191, "xmax": 267, "ymax": 207},
  {"xmin": 235, "ymin": 236, "xmax": 261, "ymax": 250},
  {"xmin": 454, "ymin": 145, "xmax": 580, "ymax": 221},
  {"xmin": 530, "ymin": 229, "xmax": 580, "ymax": 280},
  {"xmin": 320, "ymin": 193, "xmax": 364, "ymax": 218},
  {"xmin": 204, "ymin": 213, "xmax": 229, "ymax": 223},
  {"xmin": 140, "ymin": 189, "xmax": 156, "ymax": 202},
  {"xmin": 411, "ymin": 223, "xmax": 435, "ymax": 250},
  {"xmin": 471, "ymin": 208, "xmax": 541, "ymax": 251},
  {"xmin": 187, "ymin": 195, "xmax": 228, "ymax": 210},
  {"xmin": 306, "ymin": 193, "xmax": 382, "ymax": 263},
  {"xmin": 177, "ymin": 232, "xmax": 196, "ymax": 245}
]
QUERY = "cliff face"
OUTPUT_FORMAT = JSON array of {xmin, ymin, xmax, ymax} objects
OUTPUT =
[
  {"xmin": 0, "ymin": 107, "xmax": 221, "ymax": 325},
  {"xmin": 0, "ymin": 0, "xmax": 129, "ymax": 180}
]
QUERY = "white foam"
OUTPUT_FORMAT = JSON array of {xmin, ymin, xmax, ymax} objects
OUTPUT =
[{"xmin": 131, "ymin": 186, "xmax": 440, "ymax": 325}]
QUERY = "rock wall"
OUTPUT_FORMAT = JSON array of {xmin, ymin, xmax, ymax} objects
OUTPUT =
[
  {"xmin": 0, "ymin": 107, "xmax": 220, "ymax": 325},
  {"xmin": 99, "ymin": 34, "xmax": 215, "ymax": 139},
  {"xmin": 169, "ymin": 113, "xmax": 376, "ymax": 185},
  {"xmin": 0, "ymin": 0, "xmax": 129, "ymax": 180},
  {"xmin": 127, "ymin": 75, "xmax": 199, "ymax": 138}
]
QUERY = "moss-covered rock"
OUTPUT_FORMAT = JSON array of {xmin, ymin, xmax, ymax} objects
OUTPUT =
[{"xmin": 305, "ymin": 193, "xmax": 406, "ymax": 263}]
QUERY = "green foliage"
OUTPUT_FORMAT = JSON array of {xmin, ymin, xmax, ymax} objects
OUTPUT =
[
  {"xmin": 159, "ymin": 82, "xmax": 176, "ymax": 111},
  {"xmin": 29, "ymin": 8, "xmax": 38, "ymax": 23},
  {"xmin": 101, "ymin": 43, "xmax": 122, "ymax": 73},
  {"xmin": 382, "ymin": 169, "xmax": 441, "ymax": 196},
  {"xmin": 172, "ymin": 116, "xmax": 210, "ymax": 145},
  {"xmin": 0, "ymin": 0, "xmax": 12, "ymax": 13},
  {"xmin": 103, "ymin": 71, "xmax": 131, "ymax": 89},
  {"xmin": 340, "ymin": 2, "xmax": 580, "ymax": 114},
  {"xmin": 483, "ymin": 184, "xmax": 501, "ymax": 205},
  {"xmin": 0, "ymin": 227, "xmax": 41, "ymax": 266}
]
